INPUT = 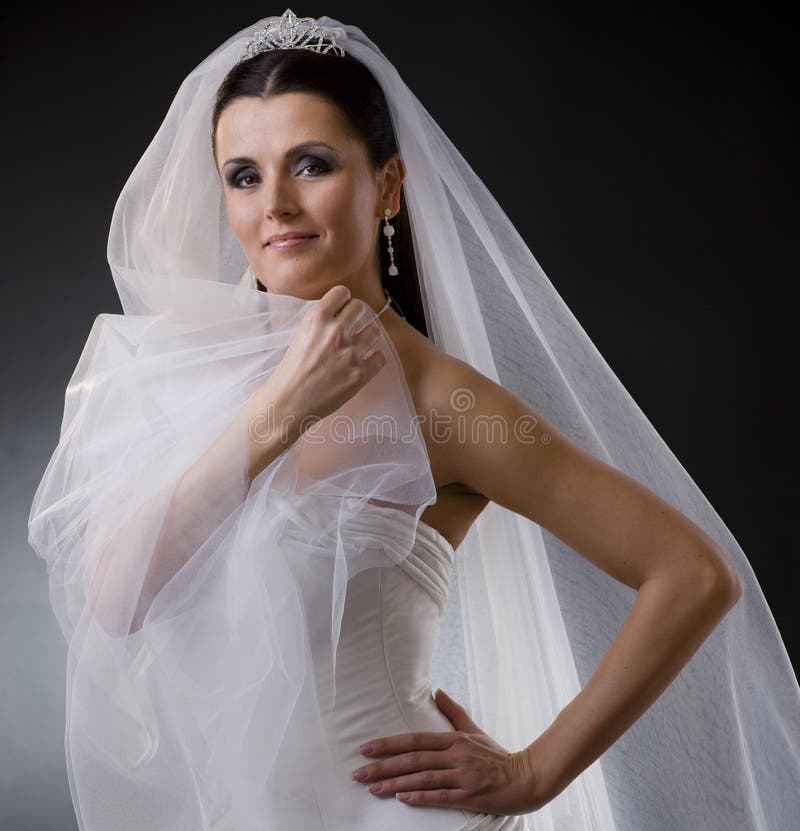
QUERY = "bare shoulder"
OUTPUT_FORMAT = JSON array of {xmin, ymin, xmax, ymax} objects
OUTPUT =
[
  {"xmin": 383, "ymin": 309, "xmax": 571, "ymax": 512},
  {"xmin": 380, "ymin": 312, "xmax": 471, "ymax": 399},
  {"xmin": 394, "ymin": 325, "xmax": 570, "ymax": 510},
  {"xmin": 384, "ymin": 326, "xmax": 497, "ymax": 544},
  {"xmin": 385, "ymin": 318, "xmax": 518, "ymax": 490}
]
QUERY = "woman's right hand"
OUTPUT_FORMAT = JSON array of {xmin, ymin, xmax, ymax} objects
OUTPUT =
[{"xmin": 265, "ymin": 284, "xmax": 388, "ymax": 431}]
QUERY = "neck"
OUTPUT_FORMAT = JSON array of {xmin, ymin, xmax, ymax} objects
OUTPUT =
[{"xmin": 358, "ymin": 281, "xmax": 390, "ymax": 316}]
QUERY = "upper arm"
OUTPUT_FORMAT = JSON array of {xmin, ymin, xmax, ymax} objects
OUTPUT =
[{"xmin": 432, "ymin": 357, "xmax": 742, "ymax": 595}]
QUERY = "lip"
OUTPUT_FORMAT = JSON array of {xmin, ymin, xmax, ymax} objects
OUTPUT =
[{"xmin": 266, "ymin": 232, "xmax": 319, "ymax": 249}]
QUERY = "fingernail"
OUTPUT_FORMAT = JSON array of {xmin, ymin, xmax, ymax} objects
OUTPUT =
[
  {"xmin": 352, "ymin": 769, "xmax": 366, "ymax": 781},
  {"xmin": 360, "ymin": 743, "xmax": 374, "ymax": 754}
]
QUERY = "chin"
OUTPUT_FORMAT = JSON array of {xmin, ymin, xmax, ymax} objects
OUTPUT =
[
  {"xmin": 266, "ymin": 280, "xmax": 331, "ymax": 301},
  {"xmin": 271, "ymin": 269, "xmax": 348, "ymax": 296}
]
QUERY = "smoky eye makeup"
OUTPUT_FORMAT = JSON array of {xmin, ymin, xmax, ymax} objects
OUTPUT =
[
  {"xmin": 225, "ymin": 167, "xmax": 257, "ymax": 188},
  {"xmin": 225, "ymin": 154, "xmax": 334, "ymax": 188},
  {"xmin": 295, "ymin": 155, "xmax": 333, "ymax": 176}
]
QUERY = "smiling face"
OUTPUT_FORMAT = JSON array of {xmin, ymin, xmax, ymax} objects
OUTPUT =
[{"xmin": 214, "ymin": 91, "xmax": 402, "ymax": 303}]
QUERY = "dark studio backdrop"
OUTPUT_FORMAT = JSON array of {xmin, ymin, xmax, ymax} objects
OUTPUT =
[{"xmin": 1, "ymin": 2, "xmax": 796, "ymax": 827}]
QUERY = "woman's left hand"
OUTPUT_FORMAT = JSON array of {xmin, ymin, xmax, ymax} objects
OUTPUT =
[{"xmin": 352, "ymin": 688, "xmax": 542, "ymax": 815}]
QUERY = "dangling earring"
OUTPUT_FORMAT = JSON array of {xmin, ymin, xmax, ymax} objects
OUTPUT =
[{"xmin": 383, "ymin": 209, "xmax": 398, "ymax": 277}]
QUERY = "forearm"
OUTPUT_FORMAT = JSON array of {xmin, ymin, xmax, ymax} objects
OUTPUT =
[
  {"xmin": 89, "ymin": 383, "xmax": 306, "ymax": 634},
  {"xmin": 137, "ymin": 386, "xmax": 306, "ymax": 603},
  {"xmin": 176, "ymin": 383, "xmax": 305, "ymax": 512},
  {"xmin": 524, "ymin": 553, "xmax": 742, "ymax": 808}
]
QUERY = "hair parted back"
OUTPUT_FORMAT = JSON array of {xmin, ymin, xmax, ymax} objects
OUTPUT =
[{"xmin": 212, "ymin": 48, "xmax": 429, "ymax": 339}]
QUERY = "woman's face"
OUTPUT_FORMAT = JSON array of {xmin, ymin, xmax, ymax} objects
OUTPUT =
[{"xmin": 215, "ymin": 91, "xmax": 402, "ymax": 300}]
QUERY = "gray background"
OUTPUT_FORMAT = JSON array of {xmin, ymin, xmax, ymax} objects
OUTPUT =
[{"xmin": 2, "ymin": 1, "xmax": 796, "ymax": 827}]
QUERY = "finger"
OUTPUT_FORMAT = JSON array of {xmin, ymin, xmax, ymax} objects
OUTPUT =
[
  {"xmin": 354, "ymin": 320, "xmax": 383, "ymax": 345},
  {"xmin": 363, "ymin": 348, "xmax": 386, "ymax": 372},
  {"xmin": 361, "ymin": 351, "xmax": 387, "ymax": 380},
  {"xmin": 434, "ymin": 689, "xmax": 483, "ymax": 733},
  {"xmin": 342, "ymin": 305, "xmax": 373, "ymax": 337},
  {"xmin": 321, "ymin": 284, "xmax": 352, "ymax": 318},
  {"xmin": 367, "ymin": 767, "xmax": 461, "ymax": 798},
  {"xmin": 354, "ymin": 749, "xmax": 450, "ymax": 783},
  {"xmin": 360, "ymin": 731, "xmax": 459, "ymax": 757},
  {"xmin": 394, "ymin": 787, "xmax": 474, "ymax": 807}
]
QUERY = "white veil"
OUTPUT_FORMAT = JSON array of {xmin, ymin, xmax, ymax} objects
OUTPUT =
[{"xmin": 28, "ymin": 10, "xmax": 800, "ymax": 831}]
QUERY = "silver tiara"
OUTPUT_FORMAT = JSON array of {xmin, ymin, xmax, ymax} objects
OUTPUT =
[{"xmin": 239, "ymin": 8, "xmax": 348, "ymax": 62}]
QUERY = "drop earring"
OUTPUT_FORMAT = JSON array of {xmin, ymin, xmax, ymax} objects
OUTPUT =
[{"xmin": 383, "ymin": 209, "xmax": 398, "ymax": 277}]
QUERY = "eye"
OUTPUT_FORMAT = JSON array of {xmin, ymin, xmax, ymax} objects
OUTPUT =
[
  {"xmin": 229, "ymin": 167, "xmax": 259, "ymax": 189},
  {"xmin": 297, "ymin": 156, "xmax": 331, "ymax": 177}
]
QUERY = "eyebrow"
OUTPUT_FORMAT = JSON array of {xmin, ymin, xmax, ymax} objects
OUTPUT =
[{"xmin": 221, "ymin": 140, "xmax": 342, "ymax": 170}]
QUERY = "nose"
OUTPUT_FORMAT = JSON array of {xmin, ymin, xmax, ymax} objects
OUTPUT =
[{"xmin": 261, "ymin": 169, "xmax": 298, "ymax": 220}]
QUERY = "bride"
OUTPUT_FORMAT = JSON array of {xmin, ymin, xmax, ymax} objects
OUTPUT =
[{"xmin": 28, "ymin": 9, "xmax": 800, "ymax": 831}]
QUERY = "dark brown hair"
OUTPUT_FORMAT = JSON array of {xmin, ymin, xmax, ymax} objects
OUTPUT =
[{"xmin": 213, "ymin": 48, "xmax": 428, "ymax": 338}]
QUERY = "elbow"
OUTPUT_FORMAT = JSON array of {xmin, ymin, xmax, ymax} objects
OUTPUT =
[
  {"xmin": 694, "ymin": 548, "xmax": 744, "ymax": 615},
  {"xmin": 720, "ymin": 564, "xmax": 744, "ymax": 611},
  {"xmin": 724, "ymin": 563, "xmax": 744, "ymax": 606},
  {"xmin": 87, "ymin": 587, "xmax": 141, "ymax": 639}
]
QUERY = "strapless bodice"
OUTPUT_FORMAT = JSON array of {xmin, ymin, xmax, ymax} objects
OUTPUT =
[{"xmin": 263, "ymin": 507, "xmax": 526, "ymax": 830}]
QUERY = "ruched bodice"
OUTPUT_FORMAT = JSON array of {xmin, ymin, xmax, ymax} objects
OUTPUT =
[{"xmin": 299, "ymin": 509, "xmax": 525, "ymax": 830}]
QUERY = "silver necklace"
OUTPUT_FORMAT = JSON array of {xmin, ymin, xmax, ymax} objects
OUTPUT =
[{"xmin": 377, "ymin": 287, "xmax": 404, "ymax": 319}]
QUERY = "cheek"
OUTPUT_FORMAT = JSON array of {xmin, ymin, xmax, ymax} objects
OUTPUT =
[
  {"xmin": 226, "ymin": 197, "xmax": 262, "ymax": 241},
  {"xmin": 322, "ymin": 183, "xmax": 375, "ymax": 247}
]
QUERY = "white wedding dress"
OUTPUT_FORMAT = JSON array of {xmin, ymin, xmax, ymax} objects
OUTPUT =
[{"xmin": 206, "ymin": 506, "xmax": 527, "ymax": 830}]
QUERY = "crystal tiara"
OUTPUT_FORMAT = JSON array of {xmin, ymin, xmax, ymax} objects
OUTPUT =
[{"xmin": 239, "ymin": 8, "xmax": 348, "ymax": 62}]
